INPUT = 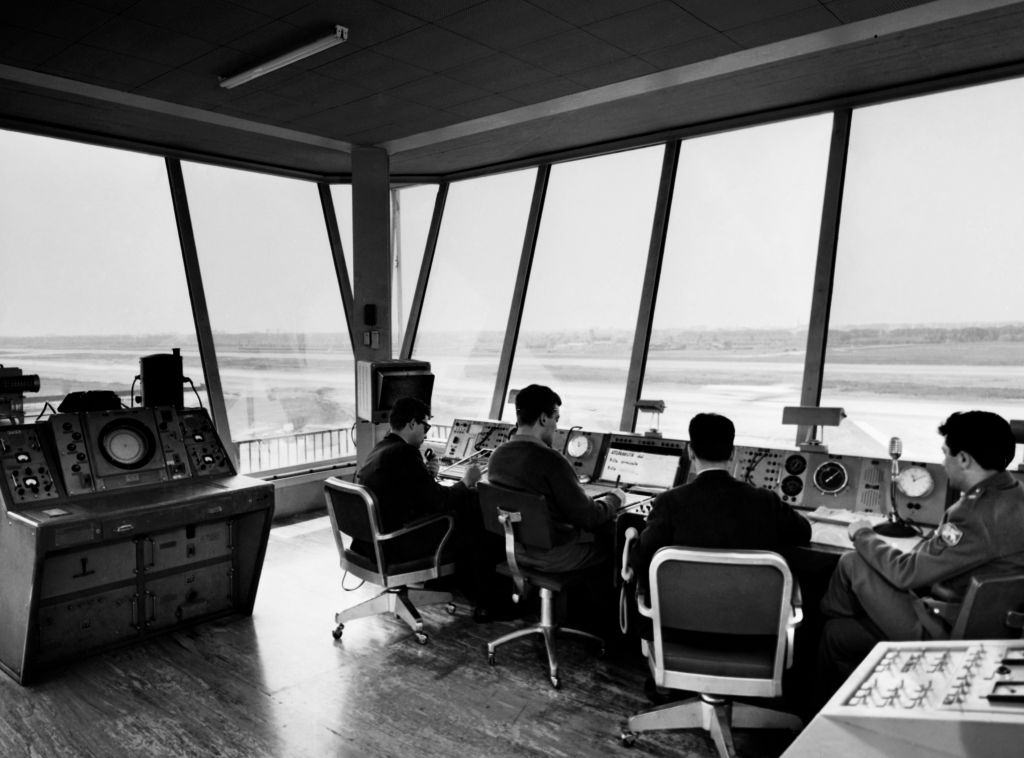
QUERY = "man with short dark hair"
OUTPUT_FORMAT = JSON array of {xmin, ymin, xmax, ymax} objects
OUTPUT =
[
  {"xmin": 817, "ymin": 410, "xmax": 1024, "ymax": 691},
  {"xmin": 357, "ymin": 396, "xmax": 481, "ymax": 577},
  {"xmin": 486, "ymin": 383, "xmax": 625, "ymax": 573},
  {"xmin": 631, "ymin": 412, "xmax": 811, "ymax": 595}
]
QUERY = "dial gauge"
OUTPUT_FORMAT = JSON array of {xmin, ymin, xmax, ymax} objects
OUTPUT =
[
  {"xmin": 780, "ymin": 476, "xmax": 804, "ymax": 497},
  {"xmin": 565, "ymin": 434, "xmax": 590, "ymax": 458},
  {"xmin": 813, "ymin": 460, "xmax": 848, "ymax": 494},
  {"xmin": 895, "ymin": 465, "xmax": 934, "ymax": 498},
  {"xmin": 784, "ymin": 454, "xmax": 807, "ymax": 476}
]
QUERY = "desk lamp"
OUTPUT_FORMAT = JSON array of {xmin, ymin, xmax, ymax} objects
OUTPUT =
[{"xmin": 781, "ymin": 405, "xmax": 846, "ymax": 453}]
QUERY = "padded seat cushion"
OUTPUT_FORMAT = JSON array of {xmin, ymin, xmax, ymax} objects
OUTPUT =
[
  {"xmin": 661, "ymin": 631, "xmax": 776, "ymax": 679},
  {"xmin": 345, "ymin": 548, "xmax": 453, "ymax": 577},
  {"xmin": 495, "ymin": 562, "xmax": 587, "ymax": 593}
]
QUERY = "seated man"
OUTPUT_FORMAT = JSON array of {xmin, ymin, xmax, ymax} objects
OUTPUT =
[
  {"xmin": 631, "ymin": 412, "xmax": 812, "ymax": 595},
  {"xmin": 817, "ymin": 410, "xmax": 1024, "ymax": 698},
  {"xmin": 486, "ymin": 383, "xmax": 625, "ymax": 573},
  {"xmin": 356, "ymin": 397, "xmax": 483, "ymax": 600}
]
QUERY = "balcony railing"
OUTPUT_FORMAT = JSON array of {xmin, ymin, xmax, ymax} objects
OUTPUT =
[{"xmin": 235, "ymin": 423, "xmax": 452, "ymax": 475}]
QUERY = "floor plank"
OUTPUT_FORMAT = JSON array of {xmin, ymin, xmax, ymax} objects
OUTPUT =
[{"xmin": 0, "ymin": 516, "xmax": 799, "ymax": 757}]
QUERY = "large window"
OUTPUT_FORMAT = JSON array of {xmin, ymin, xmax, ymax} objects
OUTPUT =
[
  {"xmin": 0, "ymin": 130, "xmax": 204, "ymax": 417},
  {"xmin": 183, "ymin": 163, "xmax": 352, "ymax": 471},
  {"xmin": 391, "ymin": 184, "xmax": 436, "ymax": 347},
  {"xmin": 822, "ymin": 78, "xmax": 1024, "ymax": 462},
  {"xmin": 414, "ymin": 170, "xmax": 536, "ymax": 424},
  {"xmin": 644, "ymin": 115, "xmax": 832, "ymax": 446},
  {"xmin": 506, "ymin": 147, "xmax": 663, "ymax": 429}
]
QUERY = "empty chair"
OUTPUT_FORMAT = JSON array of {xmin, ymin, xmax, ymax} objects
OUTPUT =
[
  {"xmin": 324, "ymin": 476, "xmax": 456, "ymax": 645},
  {"xmin": 917, "ymin": 572, "xmax": 1024, "ymax": 640},
  {"xmin": 478, "ymin": 481, "xmax": 604, "ymax": 689},
  {"xmin": 622, "ymin": 547, "xmax": 803, "ymax": 758}
]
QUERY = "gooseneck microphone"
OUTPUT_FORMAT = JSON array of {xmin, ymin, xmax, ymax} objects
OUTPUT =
[{"xmin": 875, "ymin": 436, "xmax": 918, "ymax": 537}]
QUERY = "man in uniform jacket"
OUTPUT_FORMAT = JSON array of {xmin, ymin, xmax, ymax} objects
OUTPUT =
[
  {"xmin": 818, "ymin": 410, "xmax": 1024, "ymax": 695},
  {"xmin": 356, "ymin": 397, "xmax": 482, "ymax": 596},
  {"xmin": 631, "ymin": 412, "xmax": 812, "ymax": 595}
]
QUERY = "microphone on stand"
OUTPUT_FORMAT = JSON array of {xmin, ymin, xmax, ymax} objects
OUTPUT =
[{"xmin": 875, "ymin": 436, "xmax": 918, "ymax": 537}]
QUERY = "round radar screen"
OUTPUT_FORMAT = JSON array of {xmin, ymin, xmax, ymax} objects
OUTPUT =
[
  {"xmin": 565, "ymin": 434, "xmax": 590, "ymax": 458},
  {"xmin": 812, "ymin": 460, "xmax": 848, "ymax": 495},
  {"xmin": 895, "ymin": 465, "xmax": 935, "ymax": 498},
  {"xmin": 98, "ymin": 419, "xmax": 156, "ymax": 470}
]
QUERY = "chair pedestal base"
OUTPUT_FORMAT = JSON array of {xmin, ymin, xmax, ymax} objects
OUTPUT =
[
  {"xmin": 625, "ymin": 695, "xmax": 801, "ymax": 758},
  {"xmin": 335, "ymin": 586, "xmax": 453, "ymax": 635},
  {"xmin": 486, "ymin": 587, "xmax": 604, "ymax": 688}
]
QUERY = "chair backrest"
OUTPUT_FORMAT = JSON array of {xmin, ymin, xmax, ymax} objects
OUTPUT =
[
  {"xmin": 951, "ymin": 572, "xmax": 1024, "ymax": 639},
  {"xmin": 478, "ymin": 481, "xmax": 554, "ymax": 551},
  {"xmin": 647, "ymin": 547, "xmax": 794, "ymax": 695},
  {"xmin": 323, "ymin": 477, "xmax": 385, "ymax": 568}
]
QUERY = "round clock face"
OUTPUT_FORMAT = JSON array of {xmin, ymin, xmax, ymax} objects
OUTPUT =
[
  {"xmin": 895, "ymin": 465, "xmax": 935, "ymax": 498},
  {"xmin": 565, "ymin": 434, "xmax": 591, "ymax": 458}
]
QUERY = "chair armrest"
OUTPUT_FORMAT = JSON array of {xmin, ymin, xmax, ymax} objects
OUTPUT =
[
  {"xmin": 376, "ymin": 513, "xmax": 455, "ymax": 573},
  {"xmin": 636, "ymin": 588, "xmax": 654, "ymax": 619}
]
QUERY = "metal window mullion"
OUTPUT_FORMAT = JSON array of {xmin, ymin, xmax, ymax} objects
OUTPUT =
[
  {"xmin": 489, "ymin": 165, "xmax": 551, "ymax": 420},
  {"xmin": 797, "ymin": 109, "xmax": 852, "ymax": 444},
  {"xmin": 619, "ymin": 141, "xmax": 680, "ymax": 432},
  {"xmin": 401, "ymin": 183, "xmax": 448, "ymax": 359},
  {"xmin": 318, "ymin": 183, "xmax": 355, "ymax": 352},
  {"xmin": 165, "ymin": 158, "xmax": 235, "ymax": 464}
]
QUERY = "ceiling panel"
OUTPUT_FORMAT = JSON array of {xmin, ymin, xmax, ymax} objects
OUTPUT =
[
  {"xmin": 512, "ymin": 29, "xmax": 632, "ymax": 75},
  {"xmin": 584, "ymin": 2, "xmax": 716, "ymax": 55},
  {"xmin": 437, "ymin": 0, "xmax": 572, "ymax": 50}
]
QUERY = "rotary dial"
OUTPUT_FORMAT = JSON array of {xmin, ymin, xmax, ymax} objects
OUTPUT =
[{"xmin": 565, "ymin": 434, "xmax": 590, "ymax": 458}]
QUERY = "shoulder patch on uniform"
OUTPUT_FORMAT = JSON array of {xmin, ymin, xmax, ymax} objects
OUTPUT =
[{"xmin": 938, "ymin": 522, "xmax": 964, "ymax": 547}]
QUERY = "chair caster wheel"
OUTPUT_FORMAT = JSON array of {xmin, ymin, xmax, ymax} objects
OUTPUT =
[
  {"xmin": 415, "ymin": 631, "xmax": 429, "ymax": 645},
  {"xmin": 487, "ymin": 652, "xmax": 496, "ymax": 666},
  {"xmin": 549, "ymin": 675, "xmax": 561, "ymax": 689},
  {"xmin": 620, "ymin": 730, "xmax": 637, "ymax": 747},
  {"xmin": 332, "ymin": 624, "xmax": 344, "ymax": 640},
  {"xmin": 446, "ymin": 602, "xmax": 456, "ymax": 615}
]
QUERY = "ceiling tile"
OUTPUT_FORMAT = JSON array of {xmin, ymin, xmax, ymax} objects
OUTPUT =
[
  {"xmin": 373, "ymin": 25, "xmax": 494, "ymax": 72},
  {"xmin": 373, "ymin": 0, "xmax": 490, "ymax": 23},
  {"xmin": 672, "ymin": 0, "xmax": 820, "ymax": 31},
  {"xmin": 264, "ymin": 71, "xmax": 373, "ymax": 109},
  {"xmin": 585, "ymin": 1, "xmax": 715, "ymax": 55},
  {"xmin": 81, "ymin": 17, "xmax": 216, "ymax": 67},
  {"xmin": 502, "ymin": 76, "xmax": 581, "ymax": 105},
  {"xmin": 445, "ymin": 53, "xmax": 551, "ymax": 92},
  {"xmin": 134, "ymin": 69, "xmax": 240, "ymax": 109},
  {"xmin": 282, "ymin": 0, "xmax": 424, "ymax": 48},
  {"xmin": 438, "ymin": 0, "xmax": 572, "ymax": 50},
  {"xmin": 387, "ymin": 74, "xmax": 490, "ymax": 108},
  {"xmin": 0, "ymin": 27, "xmax": 72, "ymax": 67},
  {"xmin": 4, "ymin": 2, "xmax": 114, "ymax": 41},
  {"xmin": 215, "ymin": 88, "xmax": 318, "ymax": 123},
  {"xmin": 536, "ymin": 0, "xmax": 662, "ymax": 27},
  {"xmin": 444, "ymin": 93, "xmax": 521, "ymax": 118},
  {"xmin": 315, "ymin": 49, "xmax": 432, "ymax": 92},
  {"xmin": 824, "ymin": 0, "xmax": 934, "ymax": 24},
  {"xmin": 512, "ymin": 29, "xmax": 630, "ymax": 75},
  {"xmin": 126, "ymin": 0, "xmax": 274, "ymax": 46},
  {"xmin": 40, "ymin": 43, "xmax": 168, "ymax": 89},
  {"xmin": 725, "ymin": 6, "xmax": 839, "ymax": 48},
  {"xmin": 565, "ymin": 56, "xmax": 658, "ymax": 89},
  {"xmin": 639, "ymin": 33, "xmax": 740, "ymax": 69}
]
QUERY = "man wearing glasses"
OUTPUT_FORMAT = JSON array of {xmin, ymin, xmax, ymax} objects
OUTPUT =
[{"xmin": 357, "ymin": 396, "xmax": 482, "ymax": 578}]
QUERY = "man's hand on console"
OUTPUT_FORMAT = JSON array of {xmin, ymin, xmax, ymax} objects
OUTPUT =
[
  {"xmin": 462, "ymin": 464, "xmax": 482, "ymax": 489},
  {"xmin": 424, "ymin": 449, "xmax": 441, "ymax": 478},
  {"xmin": 847, "ymin": 518, "xmax": 874, "ymax": 541},
  {"xmin": 603, "ymin": 487, "xmax": 628, "ymax": 509}
]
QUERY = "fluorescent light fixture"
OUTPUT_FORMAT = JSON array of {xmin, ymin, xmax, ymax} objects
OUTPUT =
[{"xmin": 219, "ymin": 25, "xmax": 348, "ymax": 89}]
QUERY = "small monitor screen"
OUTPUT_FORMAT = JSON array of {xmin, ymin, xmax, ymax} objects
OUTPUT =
[
  {"xmin": 599, "ymin": 442, "xmax": 681, "ymax": 488},
  {"xmin": 377, "ymin": 371, "xmax": 434, "ymax": 415}
]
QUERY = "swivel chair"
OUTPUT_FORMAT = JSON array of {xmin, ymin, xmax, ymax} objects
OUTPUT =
[
  {"xmin": 324, "ymin": 477, "xmax": 456, "ymax": 645},
  {"xmin": 621, "ymin": 547, "xmax": 803, "ymax": 758},
  {"xmin": 917, "ymin": 572, "xmax": 1024, "ymax": 640},
  {"xmin": 478, "ymin": 482, "xmax": 605, "ymax": 689}
]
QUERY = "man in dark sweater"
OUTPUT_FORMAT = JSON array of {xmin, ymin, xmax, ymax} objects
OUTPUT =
[
  {"xmin": 487, "ymin": 384, "xmax": 625, "ymax": 573},
  {"xmin": 631, "ymin": 412, "xmax": 812, "ymax": 595}
]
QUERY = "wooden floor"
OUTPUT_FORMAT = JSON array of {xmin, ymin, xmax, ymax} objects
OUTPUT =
[{"xmin": 0, "ymin": 516, "xmax": 800, "ymax": 758}]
